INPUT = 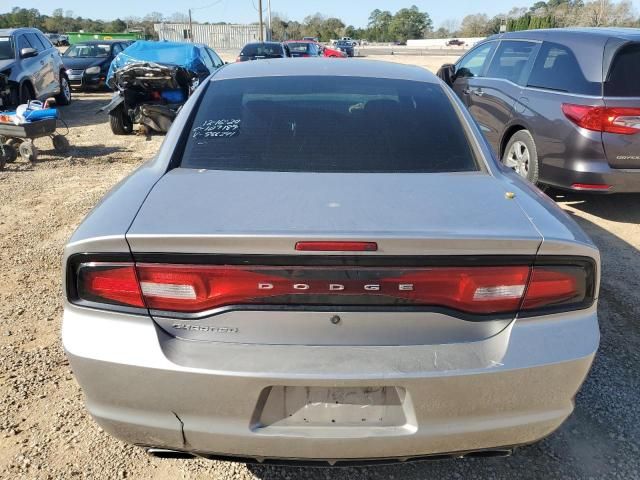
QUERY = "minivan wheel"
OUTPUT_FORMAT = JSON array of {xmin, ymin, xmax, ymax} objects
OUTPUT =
[{"xmin": 502, "ymin": 130, "xmax": 540, "ymax": 184}]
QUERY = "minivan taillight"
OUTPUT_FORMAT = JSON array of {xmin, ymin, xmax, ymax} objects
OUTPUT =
[
  {"xmin": 562, "ymin": 104, "xmax": 640, "ymax": 135},
  {"xmin": 70, "ymin": 260, "xmax": 595, "ymax": 316}
]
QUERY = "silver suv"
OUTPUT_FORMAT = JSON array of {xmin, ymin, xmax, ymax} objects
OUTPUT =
[{"xmin": 0, "ymin": 27, "xmax": 71, "ymax": 107}]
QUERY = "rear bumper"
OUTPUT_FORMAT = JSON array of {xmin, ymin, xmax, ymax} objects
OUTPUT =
[
  {"xmin": 541, "ymin": 157, "xmax": 640, "ymax": 193},
  {"xmin": 63, "ymin": 306, "xmax": 599, "ymax": 462}
]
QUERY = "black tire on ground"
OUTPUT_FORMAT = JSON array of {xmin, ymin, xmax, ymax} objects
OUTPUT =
[
  {"xmin": 109, "ymin": 105, "xmax": 133, "ymax": 135},
  {"xmin": 502, "ymin": 129, "xmax": 540, "ymax": 185},
  {"xmin": 19, "ymin": 142, "xmax": 38, "ymax": 162},
  {"xmin": 54, "ymin": 74, "xmax": 71, "ymax": 106},
  {"xmin": 1, "ymin": 143, "xmax": 18, "ymax": 163},
  {"xmin": 52, "ymin": 134, "xmax": 70, "ymax": 154},
  {"xmin": 19, "ymin": 83, "xmax": 34, "ymax": 105}
]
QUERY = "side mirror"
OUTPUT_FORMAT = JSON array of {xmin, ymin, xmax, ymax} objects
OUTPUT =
[
  {"xmin": 437, "ymin": 63, "xmax": 456, "ymax": 86},
  {"xmin": 20, "ymin": 47, "xmax": 38, "ymax": 59}
]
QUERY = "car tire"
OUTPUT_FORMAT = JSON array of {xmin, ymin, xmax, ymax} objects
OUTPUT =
[
  {"xmin": 502, "ymin": 130, "xmax": 540, "ymax": 185},
  {"xmin": 55, "ymin": 75, "xmax": 71, "ymax": 106},
  {"xmin": 109, "ymin": 105, "xmax": 133, "ymax": 135},
  {"xmin": 19, "ymin": 83, "xmax": 34, "ymax": 105}
]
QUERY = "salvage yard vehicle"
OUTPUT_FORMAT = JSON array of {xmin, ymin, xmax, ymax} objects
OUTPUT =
[
  {"xmin": 284, "ymin": 40, "xmax": 346, "ymax": 58},
  {"xmin": 104, "ymin": 40, "xmax": 223, "ymax": 135},
  {"xmin": 236, "ymin": 42, "xmax": 291, "ymax": 61},
  {"xmin": 62, "ymin": 40, "xmax": 129, "ymax": 91},
  {"xmin": 438, "ymin": 27, "xmax": 640, "ymax": 193},
  {"xmin": 334, "ymin": 40, "xmax": 355, "ymax": 57},
  {"xmin": 63, "ymin": 59, "xmax": 600, "ymax": 464},
  {"xmin": 0, "ymin": 27, "xmax": 71, "ymax": 107}
]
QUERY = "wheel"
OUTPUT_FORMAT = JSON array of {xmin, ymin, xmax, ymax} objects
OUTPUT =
[
  {"xmin": 19, "ymin": 142, "xmax": 38, "ymax": 162},
  {"xmin": 502, "ymin": 130, "xmax": 540, "ymax": 184},
  {"xmin": 0, "ymin": 143, "xmax": 18, "ymax": 163},
  {"xmin": 52, "ymin": 134, "xmax": 70, "ymax": 153},
  {"xmin": 109, "ymin": 105, "xmax": 133, "ymax": 135},
  {"xmin": 54, "ymin": 75, "xmax": 71, "ymax": 106},
  {"xmin": 19, "ymin": 83, "xmax": 34, "ymax": 104}
]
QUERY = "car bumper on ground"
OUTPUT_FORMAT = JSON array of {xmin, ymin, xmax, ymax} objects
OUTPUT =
[
  {"xmin": 541, "ymin": 157, "xmax": 640, "ymax": 193},
  {"xmin": 63, "ymin": 305, "xmax": 598, "ymax": 463}
]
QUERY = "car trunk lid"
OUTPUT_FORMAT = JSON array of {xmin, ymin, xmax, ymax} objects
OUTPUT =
[{"xmin": 125, "ymin": 169, "xmax": 542, "ymax": 346}]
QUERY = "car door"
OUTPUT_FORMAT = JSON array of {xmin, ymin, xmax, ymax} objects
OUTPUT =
[
  {"xmin": 468, "ymin": 40, "xmax": 539, "ymax": 152},
  {"xmin": 451, "ymin": 41, "xmax": 497, "ymax": 109},
  {"xmin": 15, "ymin": 34, "xmax": 47, "ymax": 99},
  {"xmin": 26, "ymin": 32, "xmax": 56, "ymax": 97}
]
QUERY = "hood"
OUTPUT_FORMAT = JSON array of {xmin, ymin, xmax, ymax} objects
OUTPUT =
[{"xmin": 62, "ymin": 57, "xmax": 108, "ymax": 70}]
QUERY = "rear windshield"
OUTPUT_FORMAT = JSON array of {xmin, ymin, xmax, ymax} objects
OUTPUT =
[
  {"xmin": 605, "ymin": 43, "xmax": 640, "ymax": 97},
  {"xmin": 181, "ymin": 76, "xmax": 477, "ymax": 173},
  {"xmin": 287, "ymin": 43, "xmax": 309, "ymax": 53},
  {"xmin": 240, "ymin": 43, "xmax": 283, "ymax": 58}
]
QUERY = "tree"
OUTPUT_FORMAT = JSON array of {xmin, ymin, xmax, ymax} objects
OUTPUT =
[
  {"xmin": 167, "ymin": 12, "xmax": 190, "ymax": 23},
  {"xmin": 389, "ymin": 6, "xmax": 432, "ymax": 42},
  {"xmin": 107, "ymin": 18, "xmax": 127, "ymax": 32},
  {"xmin": 459, "ymin": 13, "xmax": 491, "ymax": 36}
]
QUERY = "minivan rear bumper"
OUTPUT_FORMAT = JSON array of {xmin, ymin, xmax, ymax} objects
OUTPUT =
[
  {"xmin": 541, "ymin": 158, "xmax": 640, "ymax": 193},
  {"xmin": 63, "ymin": 305, "xmax": 599, "ymax": 462}
]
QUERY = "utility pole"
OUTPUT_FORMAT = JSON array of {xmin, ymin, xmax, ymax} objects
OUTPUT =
[
  {"xmin": 267, "ymin": 0, "xmax": 272, "ymax": 41},
  {"xmin": 188, "ymin": 8, "xmax": 194, "ymax": 42},
  {"xmin": 258, "ymin": 0, "xmax": 264, "ymax": 41}
]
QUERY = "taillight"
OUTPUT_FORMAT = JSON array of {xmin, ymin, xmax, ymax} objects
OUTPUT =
[
  {"xmin": 562, "ymin": 103, "xmax": 640, "ymax": 135},
  {"xmin": 70, "ymin": 260, "xmax": 594, "ymax": 317},
  {"xmin": 76, "ymin": 263, "xmax": 144, "ymax": 308}
]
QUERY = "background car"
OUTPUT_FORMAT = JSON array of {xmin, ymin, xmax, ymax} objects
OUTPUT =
[
  {"xmin": 236, "ymin": 42, "xmax": 291, "ymax": 61},
  {"xmin": 438, "ymin": 28, "xmax": 640, "ymax": 193},
  {"xmin": 334, "ymin": 40, "xmax": 355, "ymax": 57},
  {"xmin": 45, "ymin": 33, "xmax": 69, "ymax": 46},
  {"xmin": 0, "ymin": 27, "xmax": 71, "ymax": 107},
  {"xmin": 62, "ymin": 40, "xmax": 129, "ymax": 91},
  {"xmin": 64, "ymin": 58, "xmax": 599, "ymax": 465},
  {"xmin": 284, "ymin": 40, "xmax": 321, "ymax": 58},
  {"xmin": 445, "ymin": 38, "xmax": 466, "ymax": 47}
]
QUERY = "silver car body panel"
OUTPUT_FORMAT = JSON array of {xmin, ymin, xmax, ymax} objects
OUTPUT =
[{"xmin": 63, "ymin": 58, "xmax": 600, "ymax": 461}]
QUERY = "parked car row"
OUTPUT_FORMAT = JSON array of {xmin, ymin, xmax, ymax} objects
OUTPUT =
[
  {"xmin": 237, "ymin": 40, "xmax": 349, "ymax": 61},
  {"xmin": 438, "ymin": 27, "xmax": 640, "ymax": 193}
]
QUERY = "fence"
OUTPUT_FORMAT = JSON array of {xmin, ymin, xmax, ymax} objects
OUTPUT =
[{"xmin": 154, "ymin": 23, "xmax": 266, "ymax": 50}]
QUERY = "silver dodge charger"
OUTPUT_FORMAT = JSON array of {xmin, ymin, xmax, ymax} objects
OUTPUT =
[{"xmin": 63, "ymin": 59, "xmax": 600, "ymax": 464}]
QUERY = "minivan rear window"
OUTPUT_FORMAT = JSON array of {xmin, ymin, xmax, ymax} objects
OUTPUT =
[
  {"xmin": 181, "ymin": 76, "xmax": 478, "ymax": 173},
  {"xmin": 605, "ymin": 43, "xmax": 640, "ymax": 97}
]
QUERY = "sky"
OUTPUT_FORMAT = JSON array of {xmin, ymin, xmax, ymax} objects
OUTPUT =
[{"xmin": 6, "ymin": 0, "xmax": 606, "ymax": 29}]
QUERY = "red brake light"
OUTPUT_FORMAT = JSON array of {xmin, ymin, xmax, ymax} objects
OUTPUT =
[
  {"xmin": 295, "ymin": 241, "xmax": 378, "ymax": 252},
  {"xmin": 562, "ymin": 103, "xmax": 640, "ymax": 135},
  {"xmin": 571, "ymin": 183, "xmax": 611, "ymax": 191},
  {"xmin": 72, "ymin": 261, "xmax": 593, "ymax": 316},
  {"xmin": 77, "ymin": 264, "xmax": 144, "ymax": 307}
]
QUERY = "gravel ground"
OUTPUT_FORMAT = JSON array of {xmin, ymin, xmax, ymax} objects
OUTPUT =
[{"xmin": 0, "ymin": 57, "xmax": 639, "ymax": 479}]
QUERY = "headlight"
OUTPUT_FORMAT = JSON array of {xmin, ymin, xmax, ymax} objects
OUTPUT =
[
  {"xmin": 65, "ymin": 68, "xmax": 72, "ymax": 75},
  {"xmin": 85, "ymin": 66, "xmax": 101, "ymax": 75}
]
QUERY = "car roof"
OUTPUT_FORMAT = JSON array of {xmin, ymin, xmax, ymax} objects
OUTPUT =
[
  {"xmin": 213, "ymin": 57, "xmax": 437, "ymax": 83},
  {"xmin": 496, "ymin": 27, "xmax": 640, "ymax": 43},
  {"xmin": 72, "ymin": 40, "xmax": 123, "ymax": 45},
  {"xmin": 0, "ymin": 27, "xmax": 42, "ymax": 36}
]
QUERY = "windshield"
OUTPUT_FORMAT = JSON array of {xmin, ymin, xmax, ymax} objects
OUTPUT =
[
  {"xmin": 0, "ymin": 37, "xmax": 14, "ymax": 60},
  {"xmin": 64, "ymin": 44, "xmax": 111, "ymax": 58},
  {"xmin": 181, "ymin": 76, "xmax": 477, "ymax": 173}
]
